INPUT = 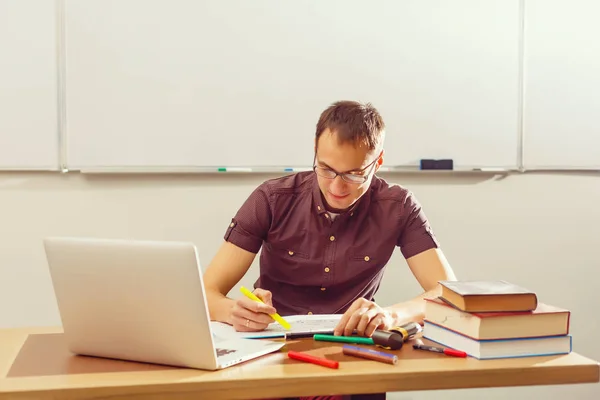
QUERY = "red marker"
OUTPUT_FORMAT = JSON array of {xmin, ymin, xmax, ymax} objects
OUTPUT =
[
  {"xmin": 413, "ymin": 344, "xmax": 467, "ymax": 358},
  {"xmin": 287, "ymin": 350, "xmax": 340, "ymax": 369}
]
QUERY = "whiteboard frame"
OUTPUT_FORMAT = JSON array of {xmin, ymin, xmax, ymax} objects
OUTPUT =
[
  {"xmin": 2, "ymin": 0, "xmax": 598, "ymax": 174},
  {"xmin": 61, "ymin": 0, "xmax": 522, "ymax": 171},
  {"xmin": 73, "ymin": 165, "xmax": 518, "ymax": 174},
  {"xmin": 0, "ymin": 0, "xmax": 62, "ymax": 171},
  {"xmin": 57, "ymin": 0, "xmax": 68, "ymax": 172},
  {"xmin": 517, "ymin": 0, "xmax": 526, "ymax": 172},
  {"xmin": 520, "ymin": 0, "xmax": 600, "ymax": 170}
]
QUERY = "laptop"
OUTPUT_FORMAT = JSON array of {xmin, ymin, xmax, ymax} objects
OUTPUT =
[{"xmin": 43, "ymin": 236, "xmax": 285, "ymax": 370}]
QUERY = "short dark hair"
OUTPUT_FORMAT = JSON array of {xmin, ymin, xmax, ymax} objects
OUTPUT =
[{"xmin": 315, "ymin": 100, "xmax": 385, "ymax": 151}]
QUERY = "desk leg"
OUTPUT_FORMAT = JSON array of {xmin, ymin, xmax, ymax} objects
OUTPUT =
[{"xmin": 347, "ymin": 394, "xmax": 386, "ymax": 400}]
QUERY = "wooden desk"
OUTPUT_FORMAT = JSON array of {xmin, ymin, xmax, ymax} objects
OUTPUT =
[{"xmin": 0, "ymin": 327, "xmax": 598, "ymax": 399}]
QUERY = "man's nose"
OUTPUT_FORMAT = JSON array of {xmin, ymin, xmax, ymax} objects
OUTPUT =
[{"xmin": 331, "ymin": 175, "xmax": 346, "ymax": 190}]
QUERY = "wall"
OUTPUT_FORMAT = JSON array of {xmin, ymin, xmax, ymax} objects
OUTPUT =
[{"xmin": 0, "ymin": 170, "xmax": 598, "ymax": 399}]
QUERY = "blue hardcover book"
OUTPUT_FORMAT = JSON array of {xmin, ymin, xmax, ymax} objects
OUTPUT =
[{"xmin": 423, "ymin": 320, "xmax": 572, "ymax": 360}]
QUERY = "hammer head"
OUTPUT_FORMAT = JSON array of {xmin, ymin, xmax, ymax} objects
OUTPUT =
[{"xmin": 371, "ymin": 329, "xmax": 404, "ymax": 350}]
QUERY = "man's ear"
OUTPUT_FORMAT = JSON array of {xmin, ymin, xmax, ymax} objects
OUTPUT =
[{"xmin": 375, "ymin": 149, "xmax": 385, "ymax": 172}]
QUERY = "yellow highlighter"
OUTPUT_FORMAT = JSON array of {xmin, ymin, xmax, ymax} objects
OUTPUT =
[{"xmin": 239, "ymin": 286, "xmax": 291, "ymax": 330}]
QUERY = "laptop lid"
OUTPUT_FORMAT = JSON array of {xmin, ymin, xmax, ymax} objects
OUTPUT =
[{"xmin": 43, "ymin": 236, "xmax": 220, "ymax": 370}]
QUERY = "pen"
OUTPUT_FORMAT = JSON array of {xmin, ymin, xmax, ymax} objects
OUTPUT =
[
  {"xmin": 413, "ymin": 344, "xmax": 467, "ymax": 358},
  {"xmin": 287, "ymin": 350, "xmax": 339, "ymax": 369},
  {"xmin": 342, "ymin": 345, "xmax": 398, "ymax": 365},
  {"xmin": 313, "ymin": 334, "xmax": 374, "ymax": 345},
  {"xmin": 239, "ymin": 286, "xmax": 291, "ymax": 330}
]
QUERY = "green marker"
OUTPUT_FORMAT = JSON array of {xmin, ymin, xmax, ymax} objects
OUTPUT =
[
  {"xmin": 313, "ymin": 334, "xmax": 374, "ymax": 345},
  {"xmin": 217, "ymin": 167, "xmax": 252, "ymax": 172}
]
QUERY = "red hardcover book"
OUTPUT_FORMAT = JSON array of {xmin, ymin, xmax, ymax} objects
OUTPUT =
[{"xmin": 424, "ymin": 297, "xmax": 570, "ymax": 340}]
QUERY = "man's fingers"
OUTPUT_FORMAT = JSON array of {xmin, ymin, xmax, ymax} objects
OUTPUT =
[
  {"xmin": 344, "ymin": 306, "xmax": 370, "ymax": 336},
  {"xmin": 334, "ymin": 308, "xmax": 356, "ymax": 336},
  {"xmin": 355, "ymin": 309, "xmax": 378, "ymax": 336},
  {"xmin": 334, "ymin": 313, "xmax": 351, "ymax": 336},
  {"xmin": 364, "ymin": 313, "xmax": 386, "ymax": 337},
  {"xmin": 355, "ymin": 307, "xmax": 377, "ymax": 336},
  {"xmin": 333, "ymin": 298, "xmax": 390, "ymax": 337},
  {"xmin": 334, "ymin": 299, "xmax": 366, "ymax": 335},
  {"xmin": 232, "ymin": 301, "xmax": 276, "ymax": 325},
  {"xmin": 238, "ymin": 297, "xmax": 276, "ymax": 315},
  {"xmin": 230, "ymin": 288, "xmax": 280, "ymax": 332},
  {"xmin": 254, "ymin": 288, "xmax": 273, "ymax": 307},
  {"xmin": 343, "ymin": 313, "xmax": 361, "ymax": 337},
  {"xmin": 232, "ymin": 315, "xmax": 270, "ymax": 332}
]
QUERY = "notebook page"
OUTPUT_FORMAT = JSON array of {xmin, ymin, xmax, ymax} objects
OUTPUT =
[{"xmin": 211, "ymin": 314, "xmax": 342, "ymax": 341}]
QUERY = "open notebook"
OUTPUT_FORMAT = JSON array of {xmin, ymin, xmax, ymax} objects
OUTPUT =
[{"xmin": 211, "ymin": 314, "xmax": 343, "ymax": 340}]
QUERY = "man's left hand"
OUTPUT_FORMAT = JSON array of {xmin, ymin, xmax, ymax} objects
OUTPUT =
[{"xmin": 334, "ymin": 298, "xmax": 395, "ymax": 337}]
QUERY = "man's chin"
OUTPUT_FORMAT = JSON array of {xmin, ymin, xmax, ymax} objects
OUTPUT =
[{"xmin": 326, "ymin": 194, "xmax": 353, "ymax": 211}]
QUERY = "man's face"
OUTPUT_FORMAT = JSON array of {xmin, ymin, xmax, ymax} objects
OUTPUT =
[{"xmin": 314, "ymin": 129, "xmax": 382, "ymax": 212}]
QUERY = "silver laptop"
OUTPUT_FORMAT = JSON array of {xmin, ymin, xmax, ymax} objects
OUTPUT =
[{"xmin": 43, "ymin": 236, "xmax": 285, "ymax": 370}]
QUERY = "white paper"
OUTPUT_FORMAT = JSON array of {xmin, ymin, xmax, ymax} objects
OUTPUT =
[{"xmin": 211, "ymin": 314, "xmax": 343, "ymax": 341}]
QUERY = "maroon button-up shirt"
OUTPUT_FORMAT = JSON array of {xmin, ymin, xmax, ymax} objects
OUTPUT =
[{"xmin": 223, "ymin": 171, "xmax": 439, "ymax": 316}]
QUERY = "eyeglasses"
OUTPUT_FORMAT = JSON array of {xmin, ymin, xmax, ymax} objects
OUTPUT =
[{"xmin": 313, "ymin": 156, "xmax": 379, "ymax": 184}]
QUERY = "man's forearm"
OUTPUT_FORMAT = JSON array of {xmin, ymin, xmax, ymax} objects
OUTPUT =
[
  {"xmin": 206, "ymin": 289, "xmax": 236, "ymax": 325},
  {"xmin": 385, "ymin": 284, "xmax": 443, "ymax": 327}
]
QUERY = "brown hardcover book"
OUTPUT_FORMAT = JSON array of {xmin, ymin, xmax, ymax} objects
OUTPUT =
[{"xmin": 438, "ymin": 280, "xmax": 538, "ymax": 312}]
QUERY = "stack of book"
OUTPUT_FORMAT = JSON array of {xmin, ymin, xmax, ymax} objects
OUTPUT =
[{"xmin": 423, "ymin": 280, "xmax": 572, "ymax": 360}]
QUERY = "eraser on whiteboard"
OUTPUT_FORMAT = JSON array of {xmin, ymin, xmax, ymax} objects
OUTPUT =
[{"xmin": 420, "ymin": 159, "xmax": 454, "ymax": 170}]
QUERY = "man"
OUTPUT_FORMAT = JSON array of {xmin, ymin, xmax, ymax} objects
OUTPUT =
[{"xmin": 203, "ymin": 100, "xmax": 457, "ymax": 400}]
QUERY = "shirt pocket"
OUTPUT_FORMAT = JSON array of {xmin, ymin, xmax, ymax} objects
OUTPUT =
[
  {"xmin": 348, "ymin": 251, "xmax": 377, "ymax": 270},
  {"xmin": 262, "ymin": 231, "xmax": 311, "ymax": 268},
  {"xmin": 334, "ymin": 251, "xmax": 378, "ymax": 287},
  {"xmin": 264, "ymin": 242, "xmax": 309, "ymax": 260},
  {"xmin": 264, "ymin": 228, "xmax": 311, "ymax": 259},
  {"xmin": 262, "ymin": 239, "xmax": 312, "ymax": 285},
  {"xmin": 346, "ymin": 249, "xmax": 390, "ymax": 278},
  {"xmin": 347, "ymin": 239, "xmax": 395, "ymax": 272}
]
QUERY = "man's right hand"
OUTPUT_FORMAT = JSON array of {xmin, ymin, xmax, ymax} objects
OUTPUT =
[{"xmin": 230, "ymin": 288, "xmax": 277, "ymax": 332}]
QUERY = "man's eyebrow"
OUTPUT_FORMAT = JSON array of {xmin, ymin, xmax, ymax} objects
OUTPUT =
[{"xmin": 318, "ymin": 161, "xmax": 363, "ymax": 173}]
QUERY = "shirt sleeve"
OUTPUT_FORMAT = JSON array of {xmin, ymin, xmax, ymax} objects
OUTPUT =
[
  {"xmin": 223, "ymin": 183, "xmax": 272, "ymax": 254},
  {"xmin": 396, "ymin": 191, "xmax": 440, "ymax": 259}
]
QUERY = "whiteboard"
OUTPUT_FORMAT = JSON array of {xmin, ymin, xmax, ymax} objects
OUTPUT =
[
  {"xmin": 523, "ymin": 0, "xmax": 600, "ymax": 169},
  {"xmin": 0, "ymin": 0, "xmax": 59, "ymax": 170},
  {"xmin": 65, "ymin": 0, "xmax": 521, "ymax": 170}
]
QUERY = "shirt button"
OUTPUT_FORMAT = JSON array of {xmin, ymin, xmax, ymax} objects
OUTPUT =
[
  {"xmin": 229, "ymin": 222, "xmax": 235, "ymax": 227},
  {"xmin": 350, "ymin": 212, "xmax": 354, "ymax": 216},
  {"xmin": 329, "ymin": 235, "xmax": 335, "ymax": 241},
  {"xmin": 288, "ymin": 251, "xmax": 294, "ymax": 256},
  {"xmin": 321, "ymin": 287, "xmax": 326, "ymax": 291},
  {"xmin": 324, "ymin": 267, "xmax": 330, "ymax": 272},
  {"xmin": 317, "ymin": 206, "xmax": 321, "ymax": 211},
  {"xmin": 325, "ymin": 214, "xmax": 329, "ymax": 219},
  {"xmin": 308, "ymin": 311, "xmax": 313, "ymax": 315},
  {"xmin": 364, "ymin": 256, "xmax": 370, "ymax": 262}
]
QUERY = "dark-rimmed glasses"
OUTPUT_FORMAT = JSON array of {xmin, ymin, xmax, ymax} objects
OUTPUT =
[{"xmin": 313, "ymin": 156, "xmax": 379, "ymax": 184}]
